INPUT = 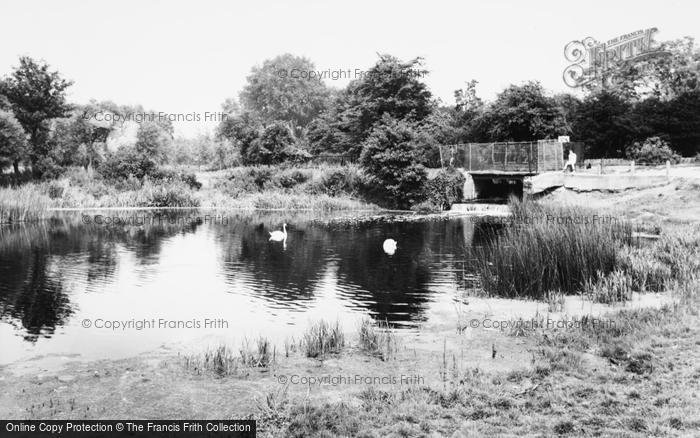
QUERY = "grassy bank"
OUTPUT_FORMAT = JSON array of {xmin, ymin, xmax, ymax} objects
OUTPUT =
[
  {"xmin": 0, "ymin": 165, "xmax": 379, "ymax": 223},
  {"xmin": 261, "ymin": 280, "xmax": 700, "ymax": 437},
  {"xmin": 3, "ymin": 274, "xmax": 698, "ymax": 436}
]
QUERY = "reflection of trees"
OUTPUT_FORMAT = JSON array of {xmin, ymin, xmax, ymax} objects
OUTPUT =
[
  {"xmin": 332, "ymin": 220, "xmax": 468, "ymax": 325},
  {"xmin": 0, "ymin": 249, "xmax": 71, "ymax": 341},
  {"xmin": 213, "ymin": 215, "xmax": 479, "ymax": 325},
  {"xmin": 0, "ymin": 213, "xmax": 200, "ymax": 341},
  {"xmin": 213, "ymin": 217, "xmax": 327, "ymax": 305}
]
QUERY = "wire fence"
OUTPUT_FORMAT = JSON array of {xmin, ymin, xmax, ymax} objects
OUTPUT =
[{"xmin": 438, "ymin": 140, "xmax": 565, "ymax": 173}]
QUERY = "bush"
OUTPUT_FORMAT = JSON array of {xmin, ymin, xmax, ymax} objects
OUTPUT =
[
  {"xmin": 46, "ymin": 182, "xmax": 64, "ymax": 199},
  {"xmin": 625, "ymin": 137, "xmax": 681, "ymax": 165},
  {"xmin": 277, "ymin": 169, "xmax": 310, "ymax": 188},
  {"xmin": 319, "ymin": 168, "xmax": 355, "ymax": 196},
  {"xmin": 150, "ymin": 168, "xmax": 202, "ymax": 190},
  {"xmin": 360, "ymin": 118, "xmax": 428, "ymax": 209},
  {"xmin": 420, "ymin": 169, "xmax": 465, "ymax": 211},
  {"xmin": 99, "ymin": 148, "xmax": 157, "ymax": 181},
  {"xmin": 143, "ymin": 181, "xmax": 200, "ymax": 208}
]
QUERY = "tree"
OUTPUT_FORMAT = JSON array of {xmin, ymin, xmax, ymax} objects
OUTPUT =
[
  {"xmin": 239, "ymin": 54, "xmax": 330, "ymax": 131},
  {"xmin": 246, "ymin": 122, "xmax": 310, "ymax": 165},
  {"xmin": 478, "ymin": 81, "xmax": 566, "ymax": 142},
  {"xmin": 217, "ymin": 112, "xmax": 262, "ymax": 164},
  {"xmin": 0, "ymin": 109, "xmax": 28, "ymax": 174},
  {"xmin": 50, "ymin": 101, "xmax": 121, "ymax": 170},
  {"xmin": 360, "ymin": 116, "xmax": 428, "ymax": 209},
  {"xmin": 310, "ymin": 55, "xmax": 434, "ymax": 158},
  {"xmin": 135, "ymin": 120, "xmax": 172, "ymax": 164},
  {"xmin": 596, "ymin": 37, "xmax": 700, "ymax": 100},
  {"xmin": 572, "ymin": 90, "xmax": 636, "ymax": 158},
  {"xmin": 0, "ymin": 57, "xmax": 73, "ymax": 175}
]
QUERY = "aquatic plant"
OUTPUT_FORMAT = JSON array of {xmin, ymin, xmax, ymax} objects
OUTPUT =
[
  {"xmin": 476, "ymin": 197, "xmax": 633, "ymax": 298},
  {"xmin": 358, "ymin": 317, "xmax": 398, "ymax": 361},
  {"xmin": 302, "ymin": 320, "xmax": 345, "ymax": 358}
]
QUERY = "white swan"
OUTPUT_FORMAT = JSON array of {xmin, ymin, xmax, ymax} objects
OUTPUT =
[
  {"xmin": 383, "ymin": 238, "xmax": 397, "ymax": 255},
  {"xmin": 269, "ymin": 223, "xmax": 287, "ymax": 242}
]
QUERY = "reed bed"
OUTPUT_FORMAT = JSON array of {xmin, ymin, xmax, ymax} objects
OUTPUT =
[
  {"xmin": 476, "ymin": 197, "xmax": 633, "ymax": 299},
  {"xmin": 0, "ymin": 184, "xmax": 51, "ymax": 223}
]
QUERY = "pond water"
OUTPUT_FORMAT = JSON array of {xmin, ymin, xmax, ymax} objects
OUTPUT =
[{"xmin": 0, "ymin": 210, "xmax": 497, "ymax": 365}]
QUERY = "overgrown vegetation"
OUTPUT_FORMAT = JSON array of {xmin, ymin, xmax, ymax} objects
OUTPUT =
[
  {"xmin": 625, "ymin": 136, "xmax": 681, "ymax": 165},
  {"xmin": 476, "ymin": 198, "xmax": 700, "ymax": 301},
  {"xmin": 476, "ymin": 197, "xmax": 633, "ymax": 298}
]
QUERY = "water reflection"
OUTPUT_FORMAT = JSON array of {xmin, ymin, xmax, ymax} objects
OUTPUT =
[{"xmin": 0, "ymin": 210, "xmax": 483, "ymax": 363}]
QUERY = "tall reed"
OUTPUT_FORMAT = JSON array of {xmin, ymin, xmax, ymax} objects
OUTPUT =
[
  {"xmin": 303, "ymin": 320, "xmax": 345, "ymax": 358},
  {"xmin": 0, "ymin": 184, "xmax": 51, "ymax": 223},
  {"xmin": 476, "ymin": 197, "xmax": 633, "ymax": 298}
]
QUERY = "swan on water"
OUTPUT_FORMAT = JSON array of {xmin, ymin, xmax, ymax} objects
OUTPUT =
[
  {"xmin": 383, "ymin": 238, "xmax": 397, "ymax": 255},
  {"xmin": 269, "ymin": 223, "xmax": 288, "ymax": 242}
]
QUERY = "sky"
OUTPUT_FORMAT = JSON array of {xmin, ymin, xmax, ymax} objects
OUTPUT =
[{"xmin": 1, "ymin": 0, "xmax": 699, "ymax": 138}]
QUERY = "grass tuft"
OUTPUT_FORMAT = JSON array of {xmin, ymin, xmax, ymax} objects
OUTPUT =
[{"xmin": 302, "ymin": 320, "xmax": 345, "ymax": 358}]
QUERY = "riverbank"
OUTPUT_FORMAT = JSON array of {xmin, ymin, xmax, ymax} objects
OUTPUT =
[
  {"xmin": 1, "ymin": 278, "xmax": 698, "ymax": 436},
  {"xmin": 0, "ymin": 165, "xmax": 381, "ymax": 223},
  {"xmin": 1, "ymin": 181, "xmax": 699, "ymax": 437}
]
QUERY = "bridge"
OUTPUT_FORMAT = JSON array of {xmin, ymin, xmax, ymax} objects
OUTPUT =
[{"xmin": 439, "ymin": 140, "xmax": 568, "ymax": 201}]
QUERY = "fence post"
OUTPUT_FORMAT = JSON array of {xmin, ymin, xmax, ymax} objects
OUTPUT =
[
  {"xmin": 631, "ymin": 160, "xmax": 635, "ymax": 175},
  {"xmin": 600, "ymin": 159, "xmax": 604, "ymax": 175},
  {"xmin": 468, "ymin": 143, "xmax": 472, "ymax": 171},
  {"xmin": 666, "ymin": 160, "xmax": 670, "ymax": 180}
]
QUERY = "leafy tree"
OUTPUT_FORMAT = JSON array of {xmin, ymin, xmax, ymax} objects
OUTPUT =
[
  {"xmin": 310, "ymin": 55, "xmax": 434, "ymax": 158},
  {"xmin": 450, "ymin": 80, "xmax": 486, "ymax": 142},
  {"xmin": 239, "ymin": 54, "xmax": 330, "ymax": 131},
  {"xmin": 135, "ymin": 120, "xmax": 172, "ymax": 164},
  {"xmin": 0, "ymin": 109, "xmax": 28, "ymax": 173},
  {"xmin": 247, "ymin": 122, "xmax": 310, "ymax": 165},
  {"xmin": 360, "ymin": 117, "xmax": 428, "ymax": 209},
  {"xmin": 0, "ymin": 57, "xmax": 73, "ymax": 175},
  {"xmin": 50, "ymin": 101, "xmax": 121, "ymax": 170},
  {"xmin": 217, "ymin": 112, "xmax": 263, "ymax": 164},
  {"xmin": 478, "ymin": 81, "xmax": 566, "ymax": 142},
  {"xmin": 596, "ymin": 37, "xmax": 700, "ymax": 100},
  {"xmin": 572, "ymin": 90, "xmax": 636, "ymax": 158}
]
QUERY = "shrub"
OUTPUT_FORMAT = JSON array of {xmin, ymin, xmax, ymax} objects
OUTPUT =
[
  {"xmin": 625, "ymin": 137, "xmax": 681, "ymax": 165},
  {"xmin": 99, "ymin": 148, "xmax": 157, "ymax": 181},
  {"xmin": 276, "ymin": 168, "xmax": 310, "ymax": 189},
  {"xmin": 142, "ymin": 181, "xmax": 200, "ymax": 208},
  {"xmin": 150, "ymin": 168, "xmax": 202, "ymax": 190},
  {"xmin": 46, "ymin": 182, "xmax": 64, "ymax": 199},
  {"xmin": 420, "ymin": 169, "xmax": 465, "ymax": 211},
  {"xmin": 360, "ymin": 117, "xmax": 428, "ymax": 209},
  {"xmin": 318, "ymin": 168, "xmax": 357, "ymax": 196}
]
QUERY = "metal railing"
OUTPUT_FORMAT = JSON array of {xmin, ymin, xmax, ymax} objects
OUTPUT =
[{"xmin": 439, "ymin": 140, "xmax": 564, "ymax": 173}]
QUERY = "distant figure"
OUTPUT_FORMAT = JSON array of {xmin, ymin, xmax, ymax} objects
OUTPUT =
[
  {"xmin": 564, "ymin": 149, "xmax": 577, "ymax": 173},
  {"xmin": 383, "ymin": 239, "xmax": 397, "ymax": 255}
]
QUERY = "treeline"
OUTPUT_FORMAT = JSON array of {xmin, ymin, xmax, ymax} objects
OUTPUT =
[{"xmin": 1, "ymin": 38, "xmax": 699, "ymax": 208}]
